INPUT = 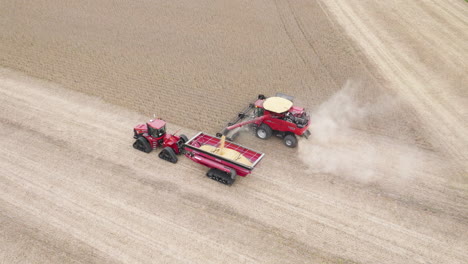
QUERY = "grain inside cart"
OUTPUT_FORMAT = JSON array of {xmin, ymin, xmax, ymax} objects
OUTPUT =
[{"xmin": 184, "ymin": 132, "xmax": 264, "ymax": 185}]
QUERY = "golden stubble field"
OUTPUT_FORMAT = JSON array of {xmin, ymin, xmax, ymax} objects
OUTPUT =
[
  {"xmin": 0, "ymin": 0, "xmax": 416, "ymax": 134},
  {"xmin": 0, "ymin": 0, "xmax": 467, "ymax": 263}
]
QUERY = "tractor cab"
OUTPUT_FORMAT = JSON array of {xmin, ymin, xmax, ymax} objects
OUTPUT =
[
  {"xmin": 147, "ymin": 119, "xmax": 167, "ymax": 139},
  {"xmin": 133, "ymin": 117, "xmax": 189, "ymax": 161}
]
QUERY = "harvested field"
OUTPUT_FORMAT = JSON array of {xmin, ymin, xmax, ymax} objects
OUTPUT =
[{"xmin": 0, "ymin": 0, "xmax": 467, "ymax": 263}]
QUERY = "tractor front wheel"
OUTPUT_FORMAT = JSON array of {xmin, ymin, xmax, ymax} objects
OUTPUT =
[
  {"xmin": 158, "ymin": 147, "xmax": 178, "ymax": 163},
  {"xmin": 256, "ymin": 124, "xmax": 272, "ymax": 139},
  {"xmin": 283, "ymin": 134, "xmax": 298, "ymax": 148},
  {"xmin": 179, "ymin": 134, "xmax": 189, "ymax": 144},
  {"xmin": 133, "ymin": 137, "xmax": 152, "ymax": 153}
]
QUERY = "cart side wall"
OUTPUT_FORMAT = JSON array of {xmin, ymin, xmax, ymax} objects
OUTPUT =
[{"xmin": 184, "ymin": 147, "xmax": 252, "ymax": 177}]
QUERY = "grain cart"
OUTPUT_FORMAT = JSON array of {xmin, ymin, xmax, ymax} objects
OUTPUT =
[
  {"xmin": 133, "ymin": 117, "xmax": 188, "ymax": 163},
  {"xmin": 183, "ymin": 132, "xmax": 264, "ymax": 185},
  {"xmin": 217, "ymin": 94, "xmax": 311, "ymax": 148}
]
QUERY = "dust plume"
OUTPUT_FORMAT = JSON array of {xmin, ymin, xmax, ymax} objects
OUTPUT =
[{"xmin": 299, "ymin": 81, "xmax": 434, "ymax": 183}]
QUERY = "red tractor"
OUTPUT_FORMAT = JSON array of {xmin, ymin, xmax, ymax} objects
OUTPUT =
[
  {"xmin": 218, "ymin": 94, "xmax": 311, "ymax": 148},
  {"xmin": 133, "ymin": 118, "xmax": 188, "ymax": 163}
]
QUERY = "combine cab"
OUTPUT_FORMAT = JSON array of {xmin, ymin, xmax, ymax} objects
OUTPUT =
[
  {"xmin": 218, "ymin": 94, "xmax": 311, "ymax": 148},
  {"xmin": 132, "ymin": 118, "xmax": 188, "ymax": 163}
]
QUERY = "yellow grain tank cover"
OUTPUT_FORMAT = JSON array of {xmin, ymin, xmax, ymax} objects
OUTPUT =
[
  {"xmin": 263, "ymin": 97, "xmax": 293, "ymax": 113},
  {"xmin": 199, "ymin": 145, "xmax": 253, "ymax": 167}
]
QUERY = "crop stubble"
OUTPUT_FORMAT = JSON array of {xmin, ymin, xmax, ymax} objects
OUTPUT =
[
  {"xmin": 0, "ymin": 0, "xmax": 420, "ymax": 136},
  {"xmin": 0, "ymin": 0, "xmax": 467, "ymax": 263}
]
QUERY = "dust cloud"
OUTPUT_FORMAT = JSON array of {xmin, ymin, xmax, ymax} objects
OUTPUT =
[{"xmin": 299, "ymin": 81, "xmax": 433, "ymax": 183}]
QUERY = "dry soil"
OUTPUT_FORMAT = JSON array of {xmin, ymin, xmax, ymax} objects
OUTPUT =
[{"xmin": 0, "ymin": 0, "xmax": 467, "ymax": 263}]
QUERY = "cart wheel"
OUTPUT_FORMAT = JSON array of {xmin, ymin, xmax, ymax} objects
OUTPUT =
[
  {"xmin": 206, "ymin": 169, "xmax": 235, "ymax": 185},
  {"xmin": 158, "ymin": 147, "xmax": 178, "ymax": 163},
  {"xmin": 133, "ymin": 137, "xmax": 152, "ymax": 153},
  {"xmin": 228, "ymin": 168, "xmax": 237, "ymax": 185},
  {"xmin": 283, "ymin": 134, "xmax": 298, "ymax": 148},
  {"xmin": 256, "ymin": 124, "xmax": 272, "ymax": 139},
  {"xmin": 179, "ymin": 134, "xmax": 189, "ymax": 143}
]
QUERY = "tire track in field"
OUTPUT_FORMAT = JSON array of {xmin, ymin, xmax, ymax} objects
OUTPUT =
[
  {"xmin": 0, "ymin": 69, "xmax": 339, "ymax": 263},
  {"xmin": 0, "ymin": 119, "xmax": 264, "ymax": 263},
  {"xmin": 2, "ymin": 67, "xmax": 468, "ymax": 263},
  {"xmin": 321, "ymin": 0, "xmax": 468, "ymax": 167},
  {"xmin": 273, "ymin": 0, "xmax": 337, "ymax": 90},
  {"xmin": 0, "ymin": 149, "xmax": 260, "ymax": 264},
  {"xmin": 244, "ymin": 173, "xmax": 468, "ymax": 263}
]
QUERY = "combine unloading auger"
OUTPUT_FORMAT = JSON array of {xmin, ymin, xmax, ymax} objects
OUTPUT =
[{"xmin": 216, "ymin": 95, "xmax": 266, "ymax": 141}]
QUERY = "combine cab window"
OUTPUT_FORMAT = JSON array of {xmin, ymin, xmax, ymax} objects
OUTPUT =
[{"xmin": 255, "ymin": 108, "xmax": 264, "ymax": 117}]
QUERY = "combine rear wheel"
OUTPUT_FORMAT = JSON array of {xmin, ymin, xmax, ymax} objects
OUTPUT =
[
  {"xmin": 133, "ymin": 137, "xmax": 152, "ymax": 153},
  {"xmin": 283, "ymin": 134, "xmax": 298, "ymax": 148},
  {"xmin": 206, "ymin": 168, "xmax": 236, "ymax": 185},
  {"xmin": 158, "ymin": 147, "xmax": 178, "ymax": 163}
]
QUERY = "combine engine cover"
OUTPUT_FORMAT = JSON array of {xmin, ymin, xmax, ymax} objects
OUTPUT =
[{"xmin": 286, "ymin": 106, "xmax": 310, "ymax": 129}]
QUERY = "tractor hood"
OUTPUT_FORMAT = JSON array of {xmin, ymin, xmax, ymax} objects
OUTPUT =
[{"xmin": 134, "ymin": 123, "xmax": 148, "ymax": 135}]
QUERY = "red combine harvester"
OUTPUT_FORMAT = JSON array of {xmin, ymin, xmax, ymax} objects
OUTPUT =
[
  {"xmin": 217, "ymin": 94, "xmax": 311, "ymax": 148},
  {"xmin": 132, "ymin": 119, "xmax": 264, "ymax": 185},
  {"xmin": 133, "ymin": 118, "xmax": 188, "ymax": 163}
]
